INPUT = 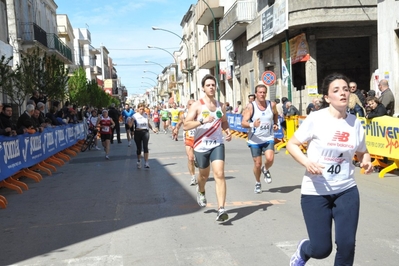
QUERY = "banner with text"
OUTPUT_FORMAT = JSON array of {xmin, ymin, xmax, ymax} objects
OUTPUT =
[{"xmin": 0, "ymin": 123, "xmax": 85, "ymax": 181}]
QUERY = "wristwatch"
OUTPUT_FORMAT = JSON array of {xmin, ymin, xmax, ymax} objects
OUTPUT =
[{"xmin": 199, "ymin": 118, "xmax": 204, "ymax": 125}]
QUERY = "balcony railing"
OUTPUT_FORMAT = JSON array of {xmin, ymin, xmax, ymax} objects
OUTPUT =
[
  {"xmin": 47, "ymin": 33, "xmax": 72, "ymax": 62},
  {"xmin": 197, "ymin": 40, "xmax": 221, "ymax": 69},
  {"xmin": 219, "ymin": 0, "xmax": 256, "ymax": 40},
  {"xmin": 19, "ymin": 22, "xmax": 48, "ymax": 47}
]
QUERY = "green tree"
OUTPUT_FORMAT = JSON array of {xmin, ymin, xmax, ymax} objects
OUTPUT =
[
  {"xmin": 0, "ymin": 55, "xmax": 14, "ymax": 89},
  {"xmin": 41, "ymin": 53, "xmax": 69, "ymax": 102},
  {"xmin": 67, "ymin": 67, "xmax": 88, "ymax": 106}
]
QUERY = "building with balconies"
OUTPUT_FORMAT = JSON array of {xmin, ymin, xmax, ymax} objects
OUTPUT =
[
  {"xmin": 195, "ymin": 0, "xmax": 228, "ymax": 101},
  {"xmin": 56, "ymin": 14, "xmax": 75, "ymax": 65},
  {"xmin": 0, "ymin": 0, "xmax": 13, "ymax": 66},
  {"xmin": 9, "ymin": 0, "xmax": 73, "ymax": 65},
  {"xmin": 246, "ymin": 0, "xmax": 378, "ymax": 112}
]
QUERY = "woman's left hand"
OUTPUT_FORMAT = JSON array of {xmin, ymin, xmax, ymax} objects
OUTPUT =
[{"xmin": 360, "ymin": 161, "xmax": 373, "ymax": 174}]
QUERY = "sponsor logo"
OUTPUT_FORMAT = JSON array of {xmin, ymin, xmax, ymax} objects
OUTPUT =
[
  {"xmin": 29, "ymin": 135, "xmax": 42, "ymax": 155},
  {"xmin": 331, "ymin": 131, "xmax": 350, "ymax": 142},
  {"xmin": 3, "ymin": 140, "xmax": 20, "ymax": 164},
  {"xmin": 23, "ymin": 138, "xmax": 29, "ymax": 162}
]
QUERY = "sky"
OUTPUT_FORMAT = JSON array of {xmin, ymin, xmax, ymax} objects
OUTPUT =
[{"xmin": 56, "ymin": 0, "xmax": 196, "ymax": 96}]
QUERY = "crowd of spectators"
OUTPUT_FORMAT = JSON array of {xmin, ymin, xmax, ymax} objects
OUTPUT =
[{"xmin": 0, "ymin": 91, "xmax": 86, "ymax": 137}]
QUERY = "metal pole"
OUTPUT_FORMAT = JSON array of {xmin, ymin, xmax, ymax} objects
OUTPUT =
[
  {"xmin": 285, "ymin": 30, "xmax": 292, "ymax": 102},
  {"xmin": 152, "ymin": 27, "xmax": 192, "ymax": 97},
  {"xmin": 202, "ymin": 0, "xmax": 220, "ymax": 101}
]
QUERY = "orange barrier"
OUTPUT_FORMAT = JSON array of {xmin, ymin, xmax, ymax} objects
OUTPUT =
[{"xmin": 1, "ymin": 145, "xmax": 83, "ymax": 209}]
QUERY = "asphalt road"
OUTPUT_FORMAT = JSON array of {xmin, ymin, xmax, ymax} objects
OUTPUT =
[{"xmin": 0, "ymin": 126, "xmax": 398, "ymax": 266}]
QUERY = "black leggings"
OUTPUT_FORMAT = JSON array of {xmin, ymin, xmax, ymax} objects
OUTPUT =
[{"xmin": 134, "ymin": 130, "xmax": 150, "ymax": 155}]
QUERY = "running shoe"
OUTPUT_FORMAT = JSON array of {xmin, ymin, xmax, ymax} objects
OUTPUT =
[
  {"xmin": 95, "ymin": 146, "xmax": 101, "ymax": 150},
  {"xmin": 105, "ymin": 155, "xmax": 110, "ymax": 160},
  {"xmin": 137, "ymin": 161, "xmax": 141, "ymax": 169},
  {"xmin": 216, "ymin": 207, "xmax": 229, "ymax": 222},
  {"xmin": 261, "ymin": 166, "xmax": 272, "ymax": 184},
  {"xmin": 128, "ymin": 141, "xmax": 131, "ymax": 147},
  {"xmin": 196, "ymin": 186, "xmax": 207, "ymax": 207},
  {"xmin": 190, "ymin": 176, "xmax": 197, "ymax": 186},
  {"xmin": 254, "ymin": 182, "xmax": 262, "ymax": 194},
  {"xmin": 290, "ymin": 239, "xmax": 308, "ymax": 266},
  {"xmin": 145, "ymin": 162, "xmax": 150, "ymax": 168}
]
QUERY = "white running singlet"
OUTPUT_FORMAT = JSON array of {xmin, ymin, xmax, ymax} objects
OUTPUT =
[
  {"xmin": 247, "ymin": 100, "xmax": 274, "ymax": 145},
  {"xmin": 193, "ymin": 99, "xmax": 224, "ymax": 153},
  {"xmin": 133, "ymin": 113, "xmax": 149, "ymax": 130},
  {"xmin": 294, "ymin": 108, "xmax": 367, "ymax": 195}
]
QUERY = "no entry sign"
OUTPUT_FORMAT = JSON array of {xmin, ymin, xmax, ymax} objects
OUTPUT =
[{"xmin": 262, "ymin": 71, "xmax": 276, "ymax": 86}]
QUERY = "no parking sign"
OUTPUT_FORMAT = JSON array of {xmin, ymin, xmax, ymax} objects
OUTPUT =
[{"xmin": 262, "ymin": 71, "xmax": 276, "ymax": 86}]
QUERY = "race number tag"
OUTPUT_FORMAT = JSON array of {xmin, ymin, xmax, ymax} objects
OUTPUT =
[
  {"xmin": 321, "ymin": 157, "xmax": 350, "ymax": 181},
  {"xmin": 203, "ymin": 137, "xmax": 219, "ymax": 147},
  {"xmin": 102, "ymin": 126, "xmax": 109, "ymax": 132}
]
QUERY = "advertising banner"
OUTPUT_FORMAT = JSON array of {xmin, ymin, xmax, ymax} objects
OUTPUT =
[{"xmin": 0, "ymin": 123, "xmax": 85, "ymax": 181}]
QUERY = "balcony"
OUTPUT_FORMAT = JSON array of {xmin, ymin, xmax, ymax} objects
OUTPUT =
[
  {"xmin": 76, "ymin": 28, "xmax": 91, "ymax": 44},
  {"xmin": 92, "ymin": 66, "xmax": 102, "ymax": 75},
  {"xmin": 196, "ymin": 0, "xmax": 224, "ymax": 25},
  {"xmin": 219, "ymin": 0, "xmax": 256, "ymax": 40},
  {"xmin": 197, "ymin": 40, "xmax": 221, "ymax": 69},
  {"xmin": 19, "ymin": 22, "xmax": 48, "ymax": 48},
  {"xmin": 47, "ymin": 33, "xmax": 73, "ymax": 63}
]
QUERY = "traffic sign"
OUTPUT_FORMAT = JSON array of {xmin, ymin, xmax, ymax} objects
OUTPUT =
[{"xmin": 262, "ymin": 71, "xmax": 276, "ymax": 86}]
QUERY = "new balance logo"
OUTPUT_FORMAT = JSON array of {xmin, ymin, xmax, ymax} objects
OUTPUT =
[{"xmin": 332, "ymin": 131, "xmax": 350, "ymax": 142}]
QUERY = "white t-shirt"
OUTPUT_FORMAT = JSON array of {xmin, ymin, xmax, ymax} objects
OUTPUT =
[{"xmin": 294, "ymin": 108, "xmax": 367, "ymax": 195}]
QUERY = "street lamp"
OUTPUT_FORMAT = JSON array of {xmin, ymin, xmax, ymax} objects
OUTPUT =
[
  {"xmin": 142, "ymin": 76, "xmax": 157, "ymax": 85},
  {"xmin": 147, "ymin": 45, "xmax": 179, "ymax": 81},
  {"xmin": 144, "ymin": 70, "xmax": 159, "ymax": 76},
  {"xmin": 141, "ymin": 81, "xmax": 156, "ymax": 87},
  {"xmin": 144, "ymin": 60, "xmax": 165, "ymax": 69},
  {"xmin": 152, "ymin": 26, "xmax": 192, "ymax": 94},
  {"xmin": 201, "ymin": 0, "xmax": 220, "ymax": 101}
]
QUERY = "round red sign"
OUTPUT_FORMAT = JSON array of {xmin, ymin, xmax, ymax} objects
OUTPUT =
[{"xmin": 262, "ymin": 71, "xmax": 276, "ymax": 86}]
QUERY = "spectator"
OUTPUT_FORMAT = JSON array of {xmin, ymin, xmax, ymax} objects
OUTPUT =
[
  {"xmin": 306, "ymin": 98, "xmax": 321, "ymax": 115},
  {"xmin": 108, "ymin": 103, "xmax": 121, "ymax": 144},
  {"xmin": 0, "ymin": 104, "xmax": 19, "ymax": 136},
  {"xmin": 248, "ymin": 94, "xmax": 255, "ymax": 103},
  {"xmin": 36, "ymin": 102, "xmax": 46, "ymax": 123},
  {"xmin": 348, "ymin": 93, "xmax": 365, "ymax": 117},
  {"xmin": 46, "ymin": 106, "xmax": 62, "ymax": 126},
  {"xmin": 30, "ymin": 90, "xmax": 40, "ymax": 105},
  {"xmin": 365, "ymin": 96, "xmax": 387, "ymax": 119},
  {"xmin": 286, "ymin": 101, "xmax": 300, "ymax": 116},
  {"xmin": 67, "ymin": 107, "xmax": 78, "ymax": 124},
  {"xmin": 281, "ymin": 97, "xmax": 289, "ymax": 116},
  {"xmin": 234, "ymin": 101, "xmax": 243, "ymax": 114},
  {"xmin": 17, "ymin": 104, "xmax": 36, "ymax": 133},
  {"xmin": 275, "ymin": 99, "xmax": 283, "ymax": 117},
  {"xmin": 349, "ymin": 81, "xmax": 365, "ymax": 106},
  {"xmin": 225, "ymin": 102, "xmax": 233, "ymax": 113},
  {"xmin": 367, "ymin": 90, "xmax": 376, "ymax": 97},
  {"xmin": 378, "ymin": 79, "xmax": 395, "ymax": 116},
  {"xmin": 32, "ymin": 108, "xmax": 45, "ymax": 132}
]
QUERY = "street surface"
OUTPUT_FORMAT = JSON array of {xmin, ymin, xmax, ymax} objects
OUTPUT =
[{"xmin": 0, "ymin": 126, "xmax": 398, "ymax": 266}]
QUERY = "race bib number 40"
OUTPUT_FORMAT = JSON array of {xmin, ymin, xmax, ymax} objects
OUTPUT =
[{"xmin": 320, "ymin": 156, "xmax": 350, "ymax": 181}]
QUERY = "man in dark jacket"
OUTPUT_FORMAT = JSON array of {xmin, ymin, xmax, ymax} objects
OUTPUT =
[
  {"xmin": 108, "ymin": 103, "xmax": 121, "ymax": 143},
  {"xmin": 0, "ymin": 104, "xmax": 17, "ymax": 136},
  {"xmin": 17, "ymin": 104, "xmax": 36, "ymax": 132}
]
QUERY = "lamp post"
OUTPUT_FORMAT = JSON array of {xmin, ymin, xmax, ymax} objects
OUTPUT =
[
  {"xmin": 144, "ymin": 60, "xmax": 165, "ymax": 69},
  {"xmin": 201, "ymin": 0, "xmax": 220, "ymax": 101},
  {"xmin": 143, "ymin": 70, "xmax": 159, "ymax": 76},
  {"xmin": 152, "ymin": 26, "xmax": 192, "ymax": 96},
  {"xmin": 142, "ymin": 76, "xmax": 157, "ymax": 85},
  {"xmin": 147, "ymin": 45, "xmax": 179, "ymax": 82}
]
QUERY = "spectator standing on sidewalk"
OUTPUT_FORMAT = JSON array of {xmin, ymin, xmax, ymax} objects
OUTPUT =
[
  {"xmin": 287, "ymin": 73, "xmax": 373, "ymax": 266},
  {"xmin": 183, "ymin": 74, "xmax": 232, "ymax": 222},
  {"xmin": 241, "ymin": 84, "xmax": 279, "ymax": 194}
]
